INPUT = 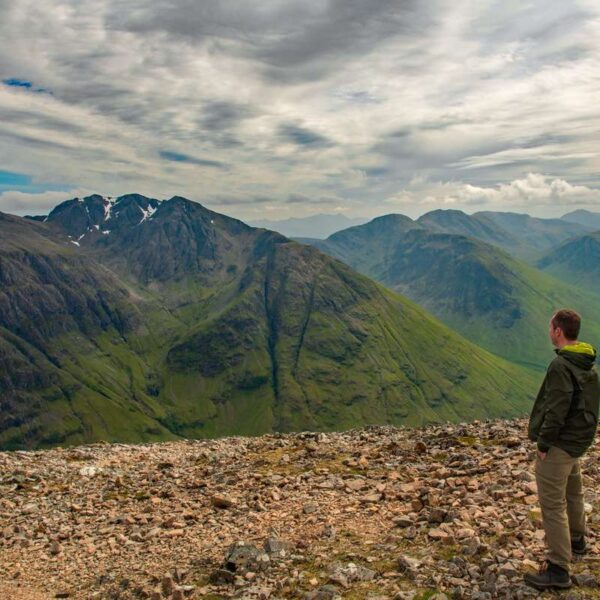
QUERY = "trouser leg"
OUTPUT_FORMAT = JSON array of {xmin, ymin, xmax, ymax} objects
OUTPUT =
[
  {"xmin": 566, "ymin": 458, "xmax": 586, "ymax": 540},
  {"xmin": 535, "ymin": 446, "xmax": 574, "ymax": 571}
]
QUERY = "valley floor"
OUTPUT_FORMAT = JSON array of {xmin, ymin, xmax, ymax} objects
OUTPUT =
[{"xmin": 1, "ymin": 420, "xmax": 600, "ymax": 599}]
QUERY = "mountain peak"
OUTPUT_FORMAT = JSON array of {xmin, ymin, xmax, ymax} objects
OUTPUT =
[
  {"xmin": 327, "ymin": 213, "xmax": 418, "ymax": 243},
  {"xmin": 43, "ymin": 192, "xmax": 162, "ymax": 243},
  {"xmin": 418, "ymin": 208, "xmax": 470, "ymax": 223},
  {"xmin": 561, "ymin": 209, "xmax": 600, "ymax": 230}
]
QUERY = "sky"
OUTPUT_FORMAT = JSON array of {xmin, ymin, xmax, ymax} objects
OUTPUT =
[{"xmin": 1, "ymin": 0, "xmax": 600, "ymax": 220}]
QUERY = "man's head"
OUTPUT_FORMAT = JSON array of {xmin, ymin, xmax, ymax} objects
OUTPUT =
[{"xmin": 549, "ymin": 309, "xmax": 581, "ymax": 348}]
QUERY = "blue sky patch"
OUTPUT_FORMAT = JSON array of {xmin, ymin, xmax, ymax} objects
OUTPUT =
[
  {"xmin": 3, "ymin": 78, "xmax": 50, "ymax": 94},
  {"xmin": 0, "ymin": 171, "xmax": 72, "ymax": 194},
  {"xmin": 0, "ymin": 170, "xmax": 32, "ymax": 186},
  {"xmin": 3, "ymin": 78, "xmax": 33, "ymax": 88}
]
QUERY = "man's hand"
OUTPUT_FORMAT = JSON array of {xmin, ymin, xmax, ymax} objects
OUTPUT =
[{"xmin": 538, "ymin": 450, "xmax": 547, "ymax": 461}]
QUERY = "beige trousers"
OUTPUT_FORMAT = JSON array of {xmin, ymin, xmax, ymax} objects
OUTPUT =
[{"xmin": 535, "ymin": 445, "xmax": 586, "ymax": 571}]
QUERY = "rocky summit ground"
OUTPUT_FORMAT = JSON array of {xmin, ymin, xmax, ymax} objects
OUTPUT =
[{"xmin": 1, "ymin": 420, "xmax": 600, "ymax": 600}]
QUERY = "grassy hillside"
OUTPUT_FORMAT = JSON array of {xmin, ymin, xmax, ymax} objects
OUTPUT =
[{"xmin": 0, "ymin": 199, "xmax": 540, "ymax": 449}]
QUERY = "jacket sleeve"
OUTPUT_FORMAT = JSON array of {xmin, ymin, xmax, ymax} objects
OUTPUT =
[{"xmin": 537, "ymin": 361, "xmax": 574, "ymax": 452}]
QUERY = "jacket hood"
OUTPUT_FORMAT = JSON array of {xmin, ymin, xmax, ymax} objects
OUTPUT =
[{"xmin": 556, "ymin": 341, "xmax": 597, "ymax": 370}]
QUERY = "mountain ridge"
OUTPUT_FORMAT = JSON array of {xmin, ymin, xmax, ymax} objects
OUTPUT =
[{"xmin": 1, "ymin": 194, "xmax": 538, "ymax": 449}]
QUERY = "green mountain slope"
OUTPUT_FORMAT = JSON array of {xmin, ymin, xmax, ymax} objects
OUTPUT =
[
  {"xmin": 538, "ymin": 231, "xmax": 600, "ymax": 295},
  {"xmin": 1, "ymin": 196, "xmax": 539, "ymax": 449},
  {"xmin": 306, "ymin": 216, "xmax": 600, "ymax": 370}
]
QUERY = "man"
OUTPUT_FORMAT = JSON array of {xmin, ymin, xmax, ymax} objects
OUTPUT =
[{"xmin": 525, "ymin": 309, "xmax": 600, "ymax": 590}]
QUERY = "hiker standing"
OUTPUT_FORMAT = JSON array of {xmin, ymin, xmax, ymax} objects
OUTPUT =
[{"xmin": 525, "ymin": 309, "xmax": 600, "ymax": 590}]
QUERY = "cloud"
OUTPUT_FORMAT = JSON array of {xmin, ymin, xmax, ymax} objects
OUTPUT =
[
  {"xmin": 0, "ymin": 188, "xmax": 93, "ymax": 215},
  {"xmin": 459, "ymin": 173, "xmax": 600, "ymax": 208},
  {"xmin": 278, "ymin": 124, "xmax": 334, "ymax": 149},
  {"xmin": 382, "ymin": 173, "xmax": 600, "ymax": 218},
  {"xmin": 206, "ymin": 194, "xmax": 275, "ymax": 207},
  {"xmin": 159, "ymin": 150, "xmax": 227, "ymax": 169},
  {"xmin": 285, "ymin": 193, "xmax": 333, "ymax": 205},
  {"xmin": 0, "ymin": 0, "xmax": 599, "ymax": 220}
]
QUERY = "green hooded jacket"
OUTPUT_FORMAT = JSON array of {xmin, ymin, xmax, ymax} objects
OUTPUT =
[{"xmin": 528, "ymin": 341, "xmax": 600, "ymax": 457}]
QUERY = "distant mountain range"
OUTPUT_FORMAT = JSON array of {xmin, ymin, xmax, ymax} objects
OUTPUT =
[
  {"xmin": 561, "ymin": 209, "xmax": 600, "ymax": 230},
  {"xmin": 416, "ymin": 209, "xmax": 592, "ymax": 261},
  {"xmin": 538, "ymin": 230, "xmax": 600, "ymax": 295},
  {"xmin": 304, "ymin": 210, "xmax": 600, "ymax": 370},
  {"xmin": 248, "ymin": 213, "xmax": 369, "ymax": 239},
  {"xmin": 0, "ymin": 195, "xmax": 537, "ymax": 449}
]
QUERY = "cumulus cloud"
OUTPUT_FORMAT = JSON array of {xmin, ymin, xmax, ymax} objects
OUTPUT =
[
  {"xmin": 0, "ymin": 0, "xmax": 599, "ymax": 219},
  {"xmin": 457, "ymin": 174, "xmax": 600, "ymax": 208},
  {"xmin": 382, "ymin": 173, "xmax": 600, "ymax": 218}
]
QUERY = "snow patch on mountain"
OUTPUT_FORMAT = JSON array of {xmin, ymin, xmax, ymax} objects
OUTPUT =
[
  {"xmin": 138, "ymin": 204, "xmax": 158, "ymax": 224},
  {"xmin": 103, "ymin": 197, "xmax": 116, "ymax": 221}
]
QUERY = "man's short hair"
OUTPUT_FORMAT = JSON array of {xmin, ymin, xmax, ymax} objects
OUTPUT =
[{"xmin": 551, "ymin": 309, "xmax": 581, "ymax": 340}]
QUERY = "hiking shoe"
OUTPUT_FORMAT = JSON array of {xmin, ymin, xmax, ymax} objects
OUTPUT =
[
  {"xmin": 572, "ymin": 536, "xmax": 586, "ymax": 555},
  {"xmin": 524, "ymin": 561, "xmax": 572, "ymax": 590}
]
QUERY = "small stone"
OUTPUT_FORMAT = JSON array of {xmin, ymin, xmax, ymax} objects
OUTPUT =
[
  {"xmin": 397, "ymin": 555, "xmax": 421, "ymax": 580},
  {"xmin": 428, "ymin": 508, "xmax": 447, "ymax": 523},
  {"xmin": 345, "ymin": 479, "xmax": 366, "ymax": 491},
  {"xmin": 393, "ymin": 516, "xmax": 413, "ymax": 528},
  {"xmin": 161, "ymin": 575, "xmax": 174, "ymax": 596},
  {"xmin": 428, "ymin": 528, "xmax": 449, "ymax": 540},
  {"xmin": 572, "ymin": 573, "xmax": 599, "ymax": 588},
  {"xmin": 49, "ymin": 540, "xmax": 61, "ymax": 555},
  {"xmin": 211, "ymin": 494, "xmax": 235, "ymax": 509},
  {"xmin": 79, "ymin": 465, "xmax": 101, "ymax": 477},
  {"xmin": 305, "ymin": 585, "xmax": 340, "ymax": 600},
  {"xmin": 414, "ymin": 441, "xmax": 427, "ymax": 454},
  {"xmin": 360, "ymin": 493, "xmax": 382, "ymax": 504},
  {"xmin": 303, "ymin": 502, "xmax": 318, "ymax": 514},
  {"xmin": 264, "ymin": 537, "xmax": 294, "ymax": 557}
]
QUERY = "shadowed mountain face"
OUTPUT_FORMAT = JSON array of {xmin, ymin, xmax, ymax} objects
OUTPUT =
[
  {"xmin": 2, "ymin": 195, "xmax": 537, "ymax": 449},
  {"xmin": 0, "ymin": 212, "xmax": 150, "ymax": 448},
  {"xmin": 305, "ymin": 215, "xmax": 600, "ymax": 370},
  {"xmin": 538, "ymin": 231, "xmax": 600, "ymax": 295}
]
